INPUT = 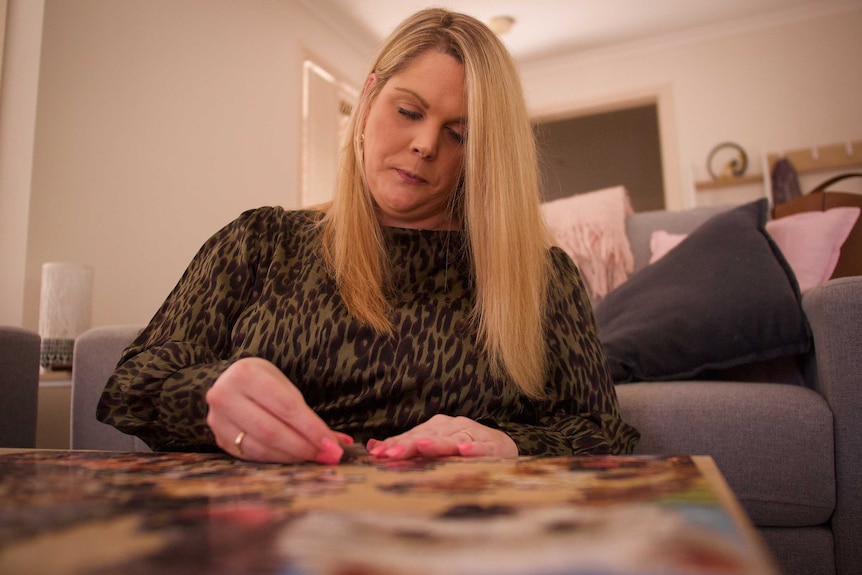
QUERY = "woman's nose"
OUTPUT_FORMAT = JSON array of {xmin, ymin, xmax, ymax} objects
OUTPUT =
[{"xmin": 411, "ymin": 129, "xmax": 438, "ymax": 159}]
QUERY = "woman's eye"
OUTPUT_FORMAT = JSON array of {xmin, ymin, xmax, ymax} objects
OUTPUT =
[
  {"xmin": 398, "ymin": 107, "xmax": 421, "ymax": 120},
  {"xmin": 448, "ymin": 128, "xmax": 466, "ymax": 144}
]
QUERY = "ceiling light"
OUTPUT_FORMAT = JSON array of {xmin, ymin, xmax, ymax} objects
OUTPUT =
[{"xmin": 487, "ymin": 15, "xmax": 515, "ymax": 35}]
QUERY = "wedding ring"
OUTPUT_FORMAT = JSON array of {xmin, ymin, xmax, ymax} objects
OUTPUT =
[
  {"xmin": 458, "ymin": 429, "xmax": 475, "ymax": 442},
  {"xmin": 234, "ymin": 431, "xmax": 246, "ymax": 455}
]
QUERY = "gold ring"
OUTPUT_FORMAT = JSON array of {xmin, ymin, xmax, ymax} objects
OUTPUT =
[
  {"xmin": 458, "ymin": 428, "xmax": 475, "ymax": 442},
  {"xmin": 234, "ymin": 431, "xmax": 246, "ymax": 455}
]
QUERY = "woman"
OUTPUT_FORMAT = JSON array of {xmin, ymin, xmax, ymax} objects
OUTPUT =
[{"xmin": 97, "ymin": 8, "xmax": 639, "ymax": 464}]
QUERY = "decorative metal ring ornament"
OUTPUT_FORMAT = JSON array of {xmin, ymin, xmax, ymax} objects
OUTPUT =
[{"xmin": 707, "ymin": 142, "xmax": 749, "ymax": 180}]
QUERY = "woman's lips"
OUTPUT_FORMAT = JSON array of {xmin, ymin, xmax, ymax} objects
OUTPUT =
[{"xmin": 396, "ymin": 169, "xmax": 427, "ymax": 184}]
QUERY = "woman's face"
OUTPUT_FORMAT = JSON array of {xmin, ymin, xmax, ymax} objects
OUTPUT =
[{"xmin": 362, "ymin": 50, "xmax": 467, "ymax": 230}]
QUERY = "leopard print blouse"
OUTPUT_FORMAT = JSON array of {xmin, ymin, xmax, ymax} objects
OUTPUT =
[{"xmin": 97, "ymin": 207, "xmax": 639, "ymax": 456}]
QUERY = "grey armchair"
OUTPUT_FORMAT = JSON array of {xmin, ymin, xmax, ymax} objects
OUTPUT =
[{"xmin": 0, "ymin": 326, "xmax": 41, "ymax": 448}]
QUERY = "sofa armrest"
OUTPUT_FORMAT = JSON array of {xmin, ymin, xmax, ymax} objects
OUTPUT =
[
  {"xmin": 0, "ymin": 327, "xmax": 41, "ymax": 448},
  {"xmin": 801, "ymin": 276, "xmax": 862, "ymax": 575},
  {"xmin": 70, "ymin": 325, "xmax": 149, "ymax": 452}
]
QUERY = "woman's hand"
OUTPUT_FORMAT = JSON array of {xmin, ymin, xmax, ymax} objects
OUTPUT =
[
  {"xmin": 206, "ymin": 357, "xmax": 352, "ymax": 464},
  {"xmin": 366, "ymin": 414, "xmax": 518, "ymax": 460}
]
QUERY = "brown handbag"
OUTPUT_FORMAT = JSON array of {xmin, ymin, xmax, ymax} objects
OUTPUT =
[{"xmin": 772, "ymin": 173, "xmax": 862, "ymax": 279}]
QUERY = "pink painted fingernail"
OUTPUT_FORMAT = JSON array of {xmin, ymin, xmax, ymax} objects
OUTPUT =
[
  {"xmin": 315, "ymin": 437, "xmax": 343, "ymax": 465},
  {"xmin": 457, "ymin": 443, "xmax": 474, "ymax": 455},
  {"xmin": 369, "ymin": 443, "xmax": 386, "ymax": 456},
  {"xmin": 336, "ymin": 433, "xmax": 355, "ymax": 446},
  {"xmin": 385, "ymin": 445, "xmax": 404, "ymax": 458}
]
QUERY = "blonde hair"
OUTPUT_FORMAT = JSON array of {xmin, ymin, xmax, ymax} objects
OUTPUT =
[{"xmin": 320, "ymin": 8, "xmax": 553, "ymax": 399}]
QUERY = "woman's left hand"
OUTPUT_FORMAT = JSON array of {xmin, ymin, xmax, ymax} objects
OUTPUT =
[{"xmin": 366, "ymin": 415, "xmax": 518, "ymax": 460}]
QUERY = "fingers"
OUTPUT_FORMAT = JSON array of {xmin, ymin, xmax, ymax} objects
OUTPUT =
[
  {"xmin": 206, "ymin": 357, "xmax": 350, "ymax": 464},
  {"xmin": 369, "ymin": 435, "xmax": 475, "ymax": 459},
  {"xmin": 366, "ymin": 415, "xmax": 517, "ymax": 461},
  {"xmin": 213, "ymin": 405, "xmax": 342, "ymax": 464},
  {"xmin": 415, "ymin": 438, "xmax": 466, "ymax": 458},
  {"xmin": 206, "ymin": 359, "xmax": 517, "ymax": 464},
  {"xmin": 334, "ymin": 432, "xmax": 355, "ymax": 446}
]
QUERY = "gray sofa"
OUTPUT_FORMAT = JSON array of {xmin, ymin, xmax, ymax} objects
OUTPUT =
[
  {"xmin": 70, "ymin": 204, "xmax": 861, "ymax": 575},
  {"xmin": 609, "ymin": 205, "xmax": 860, "ymax": 575}
]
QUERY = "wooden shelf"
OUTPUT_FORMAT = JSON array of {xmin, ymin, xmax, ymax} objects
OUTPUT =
[
  {"xmin": 694, "ymin": 139, "xmax": 862, "ymax": 194},
  {"xmin": 39, "ymin": 369, "xmax": 72, "ymax": 383},
  {"xmin": 767, "ymin": 140, "xmax": 862, "ymax": 175},
  {"xmin": 694, "ymin": 174, "xmax": 763, "ymax": 191}
]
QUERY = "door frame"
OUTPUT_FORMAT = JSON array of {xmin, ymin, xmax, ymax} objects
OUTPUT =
[{"xmin": 531, "ymin": 85, "xmax": 687, "ymax": 210}]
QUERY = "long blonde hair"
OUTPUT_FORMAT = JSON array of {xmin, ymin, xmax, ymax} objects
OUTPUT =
[{"xmin": 320, "ymin": 8, "xmax": 553, "ymax": 399}]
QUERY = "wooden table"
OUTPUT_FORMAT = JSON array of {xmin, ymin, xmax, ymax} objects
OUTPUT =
[{"xmin": 0, "ymin": 450, "xmax": 778, "ymax": 574}]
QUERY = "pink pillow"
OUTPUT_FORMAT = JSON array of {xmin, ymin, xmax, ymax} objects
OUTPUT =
[
  {"xmin": 541, "ymin": 186, "xmax": 634, "ymax": 300},
  {"xmin": 765, "ymin": 207, "xmax": 860, "ymax": 292},
  {"xmin": 649, "ymin": 230, "xmax": 688, "ymax": 264}
]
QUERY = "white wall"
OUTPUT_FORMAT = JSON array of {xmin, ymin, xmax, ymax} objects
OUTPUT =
[
  {"xmin": 6, "ymin": 2, "xmax": 862, "ymax": 330},
  {"xmin": 16, "ymin": 0, "xmax": 374, "ymax": 330},
  {"xmin": 0, "ymin": 0, "xmax": 44, "ymax": 326},
  {"xmin": 520, "ymin": 5, "xmax": 862, "ymax": 210}
]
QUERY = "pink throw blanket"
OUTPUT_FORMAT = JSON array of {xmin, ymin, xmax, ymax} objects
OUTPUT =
[{"xmin": 541, "ymin": 186, "xmax": 634, "ymax": 301}]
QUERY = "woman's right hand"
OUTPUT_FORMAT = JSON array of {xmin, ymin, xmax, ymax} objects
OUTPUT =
[{"xmin": 205, "ymin": 357, "xmax": 351, "ymax": 464}]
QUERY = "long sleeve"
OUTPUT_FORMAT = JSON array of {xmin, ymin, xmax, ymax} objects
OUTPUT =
[
  {"xmin": 96, "ymin": 208, "xmax": 278, "ymax": 451},
  {"xmin": 98, "ymin": 217, "xmax": 638, "ymax": 457},
  {"xmin": 494, "ymin": 248, "xmax": 640, "ymax": 456}
]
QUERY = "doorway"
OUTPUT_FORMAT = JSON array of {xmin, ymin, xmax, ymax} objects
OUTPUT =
[{"xmin": 534, "ymin": 104, "xmax": 665, "ymax": 212}]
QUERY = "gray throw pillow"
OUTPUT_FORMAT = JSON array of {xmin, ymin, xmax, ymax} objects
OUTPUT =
[{"xmin": 595, "ymin": 199, "xmax": 811, "ymax": 383}]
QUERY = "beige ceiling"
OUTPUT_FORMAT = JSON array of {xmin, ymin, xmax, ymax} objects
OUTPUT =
[{"xmin": 302, "ymin": 0, "xmax": 859, "ymax": 62}]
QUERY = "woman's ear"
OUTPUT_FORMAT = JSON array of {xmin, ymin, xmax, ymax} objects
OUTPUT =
[
  {"xmin": 363, "ymin": 73, "xmax": 378, "ymax": 99},
  {"xmin": 358, "ymin": 73, "xmax": 378, "ymax": 135}
]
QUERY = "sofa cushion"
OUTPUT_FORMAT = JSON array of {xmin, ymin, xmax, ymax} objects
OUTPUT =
[
  {"xmin": 765, "ymin": 206, "xmax": 860, "ymax": 293},
  {"xmin": 541, "ymin": 186, "xmax": 634, "ymax": 300},
  {"xmin": 616, "ymin": 381, "xmax": 835, "ymax": 527},
  {"xmin": 595, "ymin": 199, "xmax": 811, "ymax": 383},
  {"xmin": 759, "ymin": 527, "xmax": 836, "ymax": 575},
  {"xmin": 646, "ymin": 207, "xmax": 861, "ymax": 294},
  {"xmin": 649, "ymin": 230, "xmax": 687, "ymax": 264},
  {"xmin": 626, "ymin": 204, "xmax": 732, "ymax": 273}
]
